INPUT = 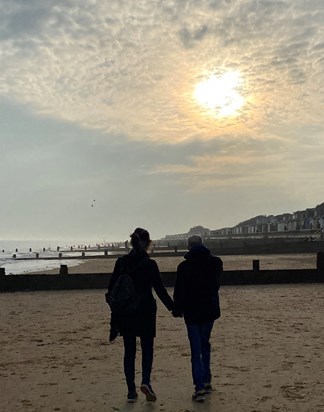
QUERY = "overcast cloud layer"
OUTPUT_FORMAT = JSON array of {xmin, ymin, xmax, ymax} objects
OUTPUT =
[{"xmin": 0, "ymin": 0, "xmax": 323, "ymax": 241}]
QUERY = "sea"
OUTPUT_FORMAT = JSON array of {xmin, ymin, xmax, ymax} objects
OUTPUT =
[{"xmin": 0, "ymin": 240, "xmax": 100, "ymax": 275}]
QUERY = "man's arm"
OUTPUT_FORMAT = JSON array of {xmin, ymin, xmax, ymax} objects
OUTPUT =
[
  {"xmin": 173, "ymin": 264, "xmax": 185, "ymax": 317},
  {"xmin": 215, "ymin": 257, "xmax": 223, "ymax": 291}
]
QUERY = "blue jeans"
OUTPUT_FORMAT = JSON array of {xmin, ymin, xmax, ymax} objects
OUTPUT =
[
  {"xmin": 123, "ymin": 335, "xmax": 154, "ymax": 392},
  {"xmin": 186, "ymin": 321, "xmax": 214, "ymax": 391}
]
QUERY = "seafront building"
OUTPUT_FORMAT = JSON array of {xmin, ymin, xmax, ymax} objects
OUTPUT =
[{"xmin": 163, "ymin": 202, "xmax": 324, "ymax": 241}]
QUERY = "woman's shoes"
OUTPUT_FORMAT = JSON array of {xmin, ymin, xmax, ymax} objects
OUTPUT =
[
  {"xmin": 140, "ymin": 384, "xmax": 157, "ymax": 402},
  {"xmin": 127, "ymin": 391, "xmax": 138, "ymax": 403}
]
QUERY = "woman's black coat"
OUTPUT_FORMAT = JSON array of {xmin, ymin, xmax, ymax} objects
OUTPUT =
[{"xmin": 107, "ymin": 250, "xmax": 174, "ymax": 340}]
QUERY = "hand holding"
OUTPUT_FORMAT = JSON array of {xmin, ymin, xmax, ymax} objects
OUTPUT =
[{"xmin": 172, "ymin": 308, "xmax": 183, "ymax": 318}]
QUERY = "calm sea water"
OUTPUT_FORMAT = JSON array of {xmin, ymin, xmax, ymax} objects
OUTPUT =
[{"xmin": 0, "ymin": 240, "xmax": 97, "ymax": 275}]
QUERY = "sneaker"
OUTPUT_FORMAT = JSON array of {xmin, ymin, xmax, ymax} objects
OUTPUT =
[
  {"xmin": 127, "ymin": 391, "xmax": 138, "ymax": 403},
  {"xmin": 192, "ymin": 389, "xmax": 205, "ymax": 402},
  {"xmin": 140, "ymin": 384, "xmax": 157, "ymax": 402},
  {"xmin": 204, "ymin": 383, "xmax": 212, "ymax": 394}
]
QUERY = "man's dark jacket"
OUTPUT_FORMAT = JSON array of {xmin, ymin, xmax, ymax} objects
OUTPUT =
[{"xmin": 173, "ymin": 245, "xmax": 223, "ymax": 324}]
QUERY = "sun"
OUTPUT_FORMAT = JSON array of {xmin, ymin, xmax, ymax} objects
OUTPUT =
[{"xmin": 194, "ymin": 71, "xmax": 244, "ymax": 117}]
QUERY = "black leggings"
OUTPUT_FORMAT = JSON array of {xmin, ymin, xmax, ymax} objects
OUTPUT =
[{"xmin": 123, "ymin": 335, "xmax": 154, "ymax": 392}]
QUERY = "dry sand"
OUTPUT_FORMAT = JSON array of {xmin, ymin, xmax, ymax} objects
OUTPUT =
[
  {"xmin": 27, "ymin": 253, "xmax": 318, "ymax": 275},
  {"xmin": 1, "ymin": 284, "xmax": 323, "ymax": 411}
]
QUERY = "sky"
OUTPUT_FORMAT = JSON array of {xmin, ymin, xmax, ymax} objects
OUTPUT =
[{"xmin": 0, "ymin": 0, "xmax": 323, "ymax": 242}]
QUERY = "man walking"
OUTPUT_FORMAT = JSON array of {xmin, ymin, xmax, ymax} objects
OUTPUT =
[{"xmin": 173, "ymin": 235, "xmax": 223, "ymax": 402}]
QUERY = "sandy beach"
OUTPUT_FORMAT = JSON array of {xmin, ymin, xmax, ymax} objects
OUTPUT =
[
  {"xmin": 26, "ymin": 253, "xmax": 318, "ymax": 275},
  {"xmin": 1, "ymin": 284, "xmax": 323, "ymax": 412}
]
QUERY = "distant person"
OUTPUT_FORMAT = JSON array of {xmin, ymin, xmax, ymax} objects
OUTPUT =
[
  {"xmin": 173, "ymin": 235, "xmax": 223, "ymax": 402},
  {"xmin": 107, "ymin": 228, "xmax": 174, "ymax": 403}
]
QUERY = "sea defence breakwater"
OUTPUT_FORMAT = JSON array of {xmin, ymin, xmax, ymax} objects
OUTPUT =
[
  {"xmin": 5, "ymin": 236, "xmax": 324, "ymax": 261},
  {"xmin": 1, "ymin": 252, "xmax": 324, "ymax": 292}
]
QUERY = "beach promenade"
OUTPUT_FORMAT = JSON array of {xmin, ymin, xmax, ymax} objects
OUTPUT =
[{"xmin": 1, "ymin": 284, "xmax": 323, "ymax": 411}]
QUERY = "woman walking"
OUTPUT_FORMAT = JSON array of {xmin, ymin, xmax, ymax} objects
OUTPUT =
[{"xmin": 107, "ymin": 227, "xmax": 174, "ymax": 403}]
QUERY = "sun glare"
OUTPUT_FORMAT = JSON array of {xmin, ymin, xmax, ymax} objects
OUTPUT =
[{"xmin": 194, "ymin": 71, "xmax": 244, "ymax": 117}]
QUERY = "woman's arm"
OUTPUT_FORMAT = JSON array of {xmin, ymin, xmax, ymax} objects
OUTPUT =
[
  {"xmin": 151, "ymin": 260, "xmax": 174, "ymax": 311},
  {"xmin": 106, "ymin": 257, "xmax": 122, "ymax": 298}
]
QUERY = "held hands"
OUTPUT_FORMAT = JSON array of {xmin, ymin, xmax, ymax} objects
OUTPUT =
[{"xmin": 171, "ymin": 308, "xmax": 183, "ymax": 318}]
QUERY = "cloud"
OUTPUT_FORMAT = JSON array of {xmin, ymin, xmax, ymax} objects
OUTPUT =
[
  {"xmin": 0, "ymin": 0, "xmax": 323, "ymax": 145},
  {"xmin": 151, "ymin": 149, "xmax": 287, "ymax": 188},
  {"xmin": 178, "ymin": 24, "xmax": 209, "ymax": 48}
]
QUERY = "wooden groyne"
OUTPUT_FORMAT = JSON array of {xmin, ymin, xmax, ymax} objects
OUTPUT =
[
  {"xmin": 1, "ymin": 252, "xmax": 323, "ymax": 292},
  {"xmin": 7, "ymin": 238, "xmax": 324, "ymax": 262},
  {"xmin": 1, "ymin": 269, "xmax": 323, "ymax": 293},
  {"xmin": 11, "ymin": 250, "xmax": 187, "ymax": 261}
]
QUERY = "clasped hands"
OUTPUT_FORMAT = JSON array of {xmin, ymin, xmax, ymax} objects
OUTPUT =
[{"xmin": 171, "ymin": 307, "xmax": 183, "ymax": 318}]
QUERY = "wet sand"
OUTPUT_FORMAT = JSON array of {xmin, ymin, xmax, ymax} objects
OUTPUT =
[{"xmin": 1, "ymin": 284, "xmax": 323, "ymax": 411}]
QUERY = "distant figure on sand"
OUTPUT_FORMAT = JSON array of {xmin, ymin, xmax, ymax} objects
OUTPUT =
[
  {"xmin": 173, "ymin": 235, "xmax": 223, "ymax": 402},
  {"xmin": 107, "ymin": 227, "xmax": 174, "ymax": 403}
]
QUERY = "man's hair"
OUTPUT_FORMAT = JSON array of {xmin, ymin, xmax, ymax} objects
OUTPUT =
[{"xmin": 187, "ymin": 234, "xmax": 203, "ymax": 249}]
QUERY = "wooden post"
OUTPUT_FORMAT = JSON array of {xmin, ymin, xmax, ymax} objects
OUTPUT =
[
  {"xmin": 59, "ymin": 264, "xmax": 68, "ymax": 275},
  {"xmin": 317, "ymin": 252, "xmax": 324, "ymax": 271},
  {"xmin": 104, "ymin": 249, "xmax": 108, "ymax": 256},
  {"xmin": 253, "ymin": 259, "xmax": 260, "ymax": 271}
]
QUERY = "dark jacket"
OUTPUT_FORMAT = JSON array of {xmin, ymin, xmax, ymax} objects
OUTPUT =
[
  {"xmin": 173, "ymin": 245, "xmax": 223, "ymax": 325},
  {"xmin": 107, "ymin": 250, "xmax": 174, "ymax": 340}
]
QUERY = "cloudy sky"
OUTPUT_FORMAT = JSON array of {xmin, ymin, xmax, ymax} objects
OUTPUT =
[{"xmin": 0, "ymin": 0, "xmax": 323, "ymax": 242}]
